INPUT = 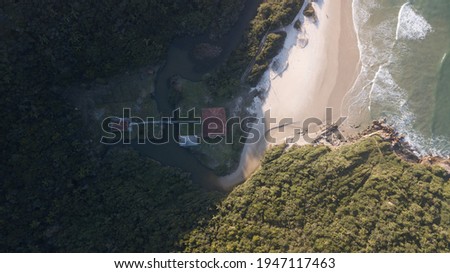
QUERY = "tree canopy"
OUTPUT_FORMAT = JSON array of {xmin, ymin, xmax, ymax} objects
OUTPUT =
[{"xmin": 183, "ymin": 136, "xmax": 450, "ymax": 252}]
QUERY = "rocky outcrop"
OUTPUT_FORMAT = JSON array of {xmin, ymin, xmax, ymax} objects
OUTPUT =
[
  {"xmin": 421, "ymin": 156, "xmax": 450, "ymax": 177},
  {"xmin": 315, "ymin": 118, "xmax": 449, "ymax": 175},
  {"xmin": 303, "ymin": 3, "xmax": 315, "ymax": 17},
  {"xmin": 356, "ymin": 119, "xmax": 420, "ymax": 162},
  {"xmin": 294, "ymin": 19, "xmax": 302, "ymax": 30}
]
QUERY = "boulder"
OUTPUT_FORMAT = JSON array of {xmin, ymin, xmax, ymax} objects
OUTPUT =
[
  {"xmin": 303, "ymin": 3, "xmax": 315, "ymax": 17},
  {"xmin": 294, "ymin": 19, "xmax": 302, "ymax": 30}
]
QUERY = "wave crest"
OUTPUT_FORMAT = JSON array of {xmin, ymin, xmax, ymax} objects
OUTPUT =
[{"xmin": 396, "ymin": 2, "xmax": 432, "ymax": 40}]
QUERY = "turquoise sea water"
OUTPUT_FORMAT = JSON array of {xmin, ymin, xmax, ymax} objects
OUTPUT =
[{"xmin": 345, "ymin": 0, "xmax": 450, "ymax": 157}]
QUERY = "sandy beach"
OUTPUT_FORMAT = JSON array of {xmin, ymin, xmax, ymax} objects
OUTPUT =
[{"xmin": 218, "ymin": 0, "xmax": 361, "ymax": 190}]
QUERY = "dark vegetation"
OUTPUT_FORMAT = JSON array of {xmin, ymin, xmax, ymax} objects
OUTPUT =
[
  {"xmin": 3, "ymin": 142, "xmax": 224, "ymax": 252},
  {"xmin": 207, "ymin": 0, "xmax": 305, "ymax": 97},
  {"xmin": 294, "ymin": 19, "xmax": 302, "ymax": 30},
  {"xmin": 199, "ymin": 0, "xmax": 305, "ymax": 173},
  {"xmin": 2, "ymin": 0, "xmax": 449, "ymax": 253},
  {"xmin": 1, "ymin": 0, "xmax": 242, "ymax": 252},
  {"xmin": 48, "ymin": 149, "xmax": 222, "ymax": 252},
  {"xmin": 1, "ymin": 0, "xmax": 246, "ymax": 86},
  {"xmin": 303, "ymin": 2, "xmax": 316, "ymax": 17},
  {"xmin": 170, "ymin": 0, "xmax": 306, "ymax": 175},
  {"xmin": 248, "ymin": 31, "xmax": 287, "ymax": 84},
  {"xmin": 183, "ymin": 136, "xmax": 450, "ymax": 252}
]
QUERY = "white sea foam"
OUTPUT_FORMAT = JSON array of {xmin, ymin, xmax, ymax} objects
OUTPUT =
[
  {"xmin": 369, "ymin": 66, "xmax": 421, "ymax": 154},
  {"xmin": 396, "ymin": 2, "xmax": 433, "ymax": 40},
  {"xmin": 346, "ymin": 0, "xmax": 398, "ymax": 125},
  {"xmin": 253, "ymin": 68, "xmax": 271, "ymax": 95},
  {"xmin": 348, "ymin": 0, "xmax": 450, "ymax": 157},
  {"xmin": 365, "ymin": 64, "xmax": 450, "ymax": 157},
  {"xmin": 370, "ymin": 65, "xmax": 408, "ymax": 113},
  {"xmin": 352, "ymin": 0, "xmax": 379, "ymax": 25},
  {"xmin": 441, "ymin": 52, "xmax": 448, "ymax": 65}
]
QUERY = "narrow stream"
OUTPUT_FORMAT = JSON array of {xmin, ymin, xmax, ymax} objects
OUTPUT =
[{"xmin": 132, "ymin": 0, "xmax": 261, "ymax": 190}]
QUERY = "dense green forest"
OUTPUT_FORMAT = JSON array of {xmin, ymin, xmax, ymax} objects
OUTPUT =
[
  {"xmin": 183, "ymin": 136, "xmax": 450, "ymax": 252},
  {"xmin": 1, "ymin": 0, "xmax": 246, "ymax": 87},
  {"xmin": 2, "ymin": 145, "xmax": 223, "ymax": 252},
  {"xmin": 1, "ymin": 0, "xmax": 307, "ymax": 252},
  {"xmin": 207, "ymin": 0, "xmax": 305, "ymax": 97},
  {"xmin": 1, "ymin": 0, "xmax": 243, "ymax": 252},
  {"xmin": 2, "ymin": 0, "xmax": 449, "ymax": 253}
]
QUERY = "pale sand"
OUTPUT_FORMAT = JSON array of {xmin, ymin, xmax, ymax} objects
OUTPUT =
[{"xmin": 218, "ymin": 0, "xmax": 361, "ymax": 190}]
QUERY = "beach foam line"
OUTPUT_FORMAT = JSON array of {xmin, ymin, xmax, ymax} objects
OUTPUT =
[
  {"xmin": 218, "ymin": 0, "xmax": 361, "ymax": 190},
  {"xmin": 217, "ymin": 0, "xmax": 314, "ymax": 190},
  {"xmin": 347, "ymin": 0, "xmax": 450, "ymax": 158},
  {"xmin": 396, "ymin": 2, "xmax": 432, "ymax": 40},
  {"xmin": 441, "ymin": 52, "xmax": 448, "ymax": 65},
  {"xmin": 365, "ymin": 59, "xmax": 450, "ymax": 158}
]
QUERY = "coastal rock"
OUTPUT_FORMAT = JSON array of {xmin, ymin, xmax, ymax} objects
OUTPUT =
[
  {"xmin": 193, "ymin": 43, "xmax": 223, "ymax": 60},
  {"xmin": 366, "ymin": 119, "xmax": 421, "ymax": 163},
  {"xmin": 421, "ymin": 157, "xmax": 450, "ymax": 176},
  {"xmin": 294, "ymin": 19, "xmax": 302, "ymax": 30},
  {"xmin": 303, "ymin": 3, "xmax": 315, "ymax": 17}
]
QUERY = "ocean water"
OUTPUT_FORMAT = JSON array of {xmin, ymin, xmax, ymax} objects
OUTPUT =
[{"xmin": 345, "ymin": 0, "xmax": 450, "ymax": 157}]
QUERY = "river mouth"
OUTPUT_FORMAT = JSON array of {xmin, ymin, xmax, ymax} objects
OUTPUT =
[{"xmin": 131, "ymin": 0, "xmax": 262, "ymax": 190}]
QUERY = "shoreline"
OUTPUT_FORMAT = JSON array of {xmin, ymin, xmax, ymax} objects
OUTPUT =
[
  {"xmin": 218, "ymin": 0, "xmax": 361, "ymax": 190},
  {"xmin": 347, "ymin": 120, "xmax": 450, "ymax": 175}
]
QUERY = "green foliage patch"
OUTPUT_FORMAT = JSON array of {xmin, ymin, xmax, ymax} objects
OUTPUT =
[
  {"xmin": 207, "ymin": 0, "xmax": 305, "ymax": 97},
  {"xmin": 183, "ymin": 136, "xmax": 450, "ymax": 252}
]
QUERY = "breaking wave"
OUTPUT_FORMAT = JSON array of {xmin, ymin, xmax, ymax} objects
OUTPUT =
[
  {"xmin": 348, "ymin": 0, "xmax": 449, "ymax": 157},
  {"xmin": 396, "ymin": 2, "xmax": 433, "ymax": 40}
]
